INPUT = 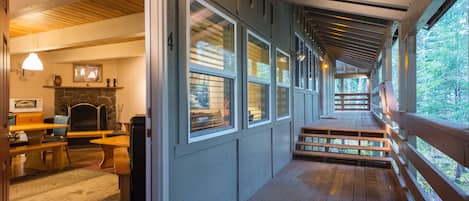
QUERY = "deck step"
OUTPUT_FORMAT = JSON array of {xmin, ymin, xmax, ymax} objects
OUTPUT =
[
  {"xmin": 299, "ymin": 133, "xmax": 390, "ymax": 143},
  {"xmin": 294, "ymin": 150, "xmax": 391, "ymax": 162},
  {"xmin": 296, "ymin": 141, "xmax": 390, "ymax": 152}
]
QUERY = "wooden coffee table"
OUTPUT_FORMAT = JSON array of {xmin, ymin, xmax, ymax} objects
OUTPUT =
[{"xmin": 90, "ymin": 135, "xmax": 129, "ymax": 169}]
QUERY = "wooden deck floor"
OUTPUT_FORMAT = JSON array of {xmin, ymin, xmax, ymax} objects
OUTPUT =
[
  {"xmin": 249, "ymin": 160, "xmax": 404, "ymax": 201},
  {"xmin": 304, "ymin": 111, "xmax": 384, "ymax": 133}
]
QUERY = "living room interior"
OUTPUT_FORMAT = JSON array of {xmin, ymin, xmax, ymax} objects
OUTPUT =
[{"xmin": 7, "ymin": 0, "xmax": 146, "ymax": 201}]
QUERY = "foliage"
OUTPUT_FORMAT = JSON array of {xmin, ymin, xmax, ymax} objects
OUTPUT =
[
  {"xmin": 415, "ymin": 0, "xmax": 469, "ymax": 199},
  {"xmin": 416, "ymin": 0, "xmax": 469, "ymax": 123}
]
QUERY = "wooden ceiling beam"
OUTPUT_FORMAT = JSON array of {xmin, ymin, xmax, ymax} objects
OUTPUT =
[
  {"xmin": 340, "ymin": 57, "xmax": 373, "ymax": 66},
  {"xmin": 322, "ymin": 35, "xmax": 379, "ymax": 49},
  {"xmin": 325, "ymin": 43, "xmax": 377, "ymax": 56},
  {"xmin": 341, "ymin": 50, "xmax": 376, "ymax": 60},
  {"xmin": 317, "ymin": 31, "xmax": 380, "ymax": 46},
  {"xmin": 304, "ymin": 8, "xmax": 389, "ymax": 27},
  {"xmin": 324, "ymin": 40, "xmax": 377, "ymax": 53},
  {"xmin": 317, "ymin": 29, "xmax": 381, "ymax": 43},
  {"xmin": 341, "ymin": 53, "xmax": 375, "ymax": 63},
  {"xmin": 306, "ymin": 14, "xmax": 386, "ymax": 34},
  {"xmin": 313, "ymin": 24, "xmax": 384, "ymax": 39},
  {"xmin": 45, "ymin": 40, "xmax": 145, "ymax": 63},
  {"xmin": 337, "ymin": 49, "xmax": 377, "ymax": 59},
  {"xmin": 11, "ymin": 13, "xmax": 144, "ymax": 54},
  {"xmin": 290, "ymin": 1, "xmax": 405, "ymax": 21},
  {"xmin": 337, "ymin": 0, "xmax": 411, "ymax": 10}
]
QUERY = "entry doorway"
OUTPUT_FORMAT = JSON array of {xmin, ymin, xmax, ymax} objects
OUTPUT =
[{"xmin": 0, "ymin": 0, "xmax": 165, "ymax": 200}]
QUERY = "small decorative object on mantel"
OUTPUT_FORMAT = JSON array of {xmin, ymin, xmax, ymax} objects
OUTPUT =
[
  {"xmin": 53, "ymin": 74, "xmax": 62, "ymax": 87},
  {"xmin": 113, "ymin": 78, "xmax": 117, "ymax": 87},
  {"xmin": 73, "ymin": 64, "xmax": 102, "ymax": 83},
  {"xmin": 106, "ymin": 78, "xmax": 111, "ymax": 87}
]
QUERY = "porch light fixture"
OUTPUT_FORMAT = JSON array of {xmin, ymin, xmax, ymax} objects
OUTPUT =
[
  {"xmin": 296, "ymin": 51, "xmax": 305, "ymax": 62},
  {"xmin": 22, "ymin": 53, "xmax": 44, "ymax": 71}
]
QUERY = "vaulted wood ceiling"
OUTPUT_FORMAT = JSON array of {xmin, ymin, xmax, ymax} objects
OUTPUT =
[
  {"xmin": 285, "ymin": 0, "xmax": 413, "ymax": 71},
  {"xmin": 10, "ymin": 0, "xmax": 144, "ymax": 37}
]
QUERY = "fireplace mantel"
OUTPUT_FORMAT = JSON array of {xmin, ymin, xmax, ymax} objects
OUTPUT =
[{"xmin": 44, "ymin": 85, "xmax": 124, "ymax": 90}]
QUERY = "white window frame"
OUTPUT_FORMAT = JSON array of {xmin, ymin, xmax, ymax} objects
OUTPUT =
[
  {"xmin": 305, "ymin": 45, "xmax": 313, "ymax": 91},
  {"xmin": 186, "ymin": 0, "xmax": 238, "ymax": 143},
  {"xmin": 276, "ymin": 48, "xmax": 291, "ymax": 120},
  {"xmin": 294, "ymin": 33, "xmax": 305, "ymax": 89},
  {"xmin": 247, "ymin": 29, "xmax": 272, "ymax": 128},
  {"xmin": 313, "ymin": 52, "xmax": 320, "ymax": 93}
]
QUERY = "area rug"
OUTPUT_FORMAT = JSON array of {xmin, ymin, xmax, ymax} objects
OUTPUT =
[{"xmin": 10, "ymin": 169, "xmax": 120, "ymax": 201}]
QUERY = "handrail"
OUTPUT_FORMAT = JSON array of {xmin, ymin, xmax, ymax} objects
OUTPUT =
[
  {"xmin": 373, "ymin": 111, "xmax": 469, "ymax": 201},
  {"xmin": 334, "ymin": 93, "xmax": 370, "ymax": 111},
  {"xmin": 403, "ymin": 113, "xmax": 469, "ymax": 168}
]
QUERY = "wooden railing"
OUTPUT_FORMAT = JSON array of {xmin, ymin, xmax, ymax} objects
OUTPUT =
[
  {"xmin": 334, "ymin": 93, "xmax": 370, "ymax": 111},
  {"xmin": 373, "ymin": 111, "xmax": 469, "ymax": 201}
]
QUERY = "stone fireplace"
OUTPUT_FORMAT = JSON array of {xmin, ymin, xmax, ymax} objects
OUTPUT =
[
  {"xmin": 68, "ymin": 103, "xmax": 107, "ymax": 131},
  {"xmin": 54, "ymin": 87, "xmax": 117, "ymax": 130}
]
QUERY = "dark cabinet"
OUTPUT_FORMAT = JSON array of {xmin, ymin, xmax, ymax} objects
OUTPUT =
[{"xmin": 238, "ymin": 0, "xmax": 272, "ymax": 37}]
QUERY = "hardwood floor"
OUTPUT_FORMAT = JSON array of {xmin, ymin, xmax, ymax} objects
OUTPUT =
[
  {"xmin": 249, "ymin": 160, "xmax": 404, "ymax": 201},
  {"xmin": 10, "ymin": 147, "xmax": 113, "ymax": 178},
  {"xmin": 305, "ymin": 111, "xmax": 384, "ymax": 132}
]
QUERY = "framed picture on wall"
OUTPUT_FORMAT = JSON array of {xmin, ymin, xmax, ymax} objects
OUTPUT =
[{"xmin": 73, "ymin": 64, "xmax": 102, "ymax": 82}]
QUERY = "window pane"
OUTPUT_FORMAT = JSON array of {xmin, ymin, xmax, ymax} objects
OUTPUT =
[
  {"xmin": 248, "ymin": 82, "xmax": 269, "ymax": 123},
  {"xmin": 392, "ymin": 41, "xmax": 399, "ymax": 103},
  {"xmin": 295, "ymin": 35, "xmax": 305, "ymax": 88},
  {"xmin": 190, "ymin": 73, "xmax": 233, "ymax": 135},
  {"xmin": 248, "ymin": 33, "xmax": 270, "ymax": 80},
  {"xmin": 277, "ymin": 87, "xmax": 289, "ymax": 117},
  {"xmin": 307, "ymin": 49, "xmax": 313, "ymax": 90},
  {"xmin": 276, "ymin": 50, "xmax": 290, "ymax": 85},
  {"xmin": 342, "ymin": 78, "xmax": 368, "ymax": 93},
  {"xmin": 335, "ymin": 78, "xmax": 342, "ymax": 93},
  {"xmin": 416, "ymin": 0, "xmax": 469, "ymax": 122},
  {"xmin": 190, "ymin": 0, "xmax": 235, "ymax": 72},
  {"xmin": 315, "ymin": 55, "xmax": 320, "ymax": 91}
]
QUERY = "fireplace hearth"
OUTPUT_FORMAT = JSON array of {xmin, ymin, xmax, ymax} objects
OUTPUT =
[{"xmin": 68, "ymin": 103, "xmax": 108, "ymax": 131}]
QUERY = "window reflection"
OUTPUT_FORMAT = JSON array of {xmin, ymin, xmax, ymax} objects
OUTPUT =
[{"xmin": 190, "ymin": 73, "xmax": 233, "ymax": 134}]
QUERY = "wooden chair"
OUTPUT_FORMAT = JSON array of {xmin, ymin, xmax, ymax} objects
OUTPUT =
[
  {"xmin": 43, "ymin": 115, "xmax": 71, "ymax": 165},
  {"xmin": 114, "ymin": 147, "xmax": 130, "ymax": 201}
]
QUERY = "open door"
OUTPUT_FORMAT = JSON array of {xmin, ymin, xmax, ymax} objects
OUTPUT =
[{"xmin": 0, "ymin": 0, "xmax": 9, "ymax": 200}]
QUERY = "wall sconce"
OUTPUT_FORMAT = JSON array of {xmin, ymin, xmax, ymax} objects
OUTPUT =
[
  {"xmin": 296, "ymin": 51, "xmax": 305, "ymax": 62},
  {"xmin": 323, "ymin": 63, "xmax": 329, "ymax": 69}
]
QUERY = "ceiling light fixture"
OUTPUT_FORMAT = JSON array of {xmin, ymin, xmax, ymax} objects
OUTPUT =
[
  {"xmin": 22, "ymin": 52, "xmax": 44, "ymax": 71},
  {"xmin": 22, "ymin": 34, "xmax": 44, "ymax": 71}
]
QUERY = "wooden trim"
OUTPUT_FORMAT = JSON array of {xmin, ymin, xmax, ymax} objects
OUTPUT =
[
  {"xmin": 297, "ymin": 141, "xmax": 390, "ymax": 152},
  {"xmin": 294, "ymin": 150, "xmax": 391, "ymax": 162},
  {"xmin": 300, "ymin": 133, "xmax": 389, "ymax": 143}
]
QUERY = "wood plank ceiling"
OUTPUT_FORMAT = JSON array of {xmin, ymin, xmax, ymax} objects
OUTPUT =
[
  {"xmin": 285, "ymin": 0, "xmax": 413, "ymax": 71},
  {"xmin": 10, "ymin": 0, "xmax": 144, "ymax": 38}
]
